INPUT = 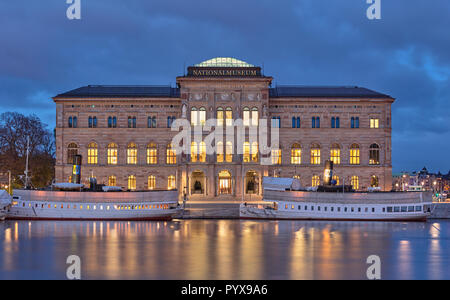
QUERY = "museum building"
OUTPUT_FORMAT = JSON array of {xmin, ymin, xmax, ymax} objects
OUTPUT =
[{"xmin": 53, "ymin": 57, "xmax": 394, "ymax": 201}]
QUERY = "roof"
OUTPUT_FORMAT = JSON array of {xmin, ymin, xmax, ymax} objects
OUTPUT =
[
  {"xmin": 269, "ymin": 86, "xmax": 392, "ymax": 98},
  {"xmin": 194, "ymin": 57, "xmax": 254, "ymax": 68},
  {"xmin": 55, "ymin": 85, "xmax": 180, "ymax": 98}
]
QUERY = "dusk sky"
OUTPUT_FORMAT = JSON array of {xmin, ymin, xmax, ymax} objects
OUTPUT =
[{"xmin": 0, "ymin": 0, "xmax": 449, "ymax": 173}]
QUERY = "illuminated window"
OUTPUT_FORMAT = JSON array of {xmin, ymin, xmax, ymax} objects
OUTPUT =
[
  {"xmin": 108, "ymin": 176, "xmax": 116, "ymax": 187},
  {"xmin": 330, "ymin": 144, "xmax": 341, "ymax": 165},
  {"xmin": 127, "ymin": 143, "xmax": 138, "ymax": 165},
  {"xmin": 87, "ymin": 142, "xmax": 98, "ymax": 165},
  {"xmin": 243, "ymin": 142, "xmax": 250, "ymax": 163},
  {"xmin": 332, "ymin": 175, "xmax": 339, "ymax": 185},
  {"xmin": 226, "ymin": 141, "xmax": 233, "ymax": 162},
  {"xmin": 216, "ymin": 141, "xmax": 224, "ymax": 163},
  {"xmin": 251, "ymin": 142, "xmax": 259, "ymax": 162},
  {"xmin": 168, "ymin": 175, "xmax": 176, "ymax": 190},
  {"xmin": 311, "ymin": 144, "xmax": 321, "ymax": 165},
  {"xmin": 371, "ymin": 175, "xmax": 379, "ymax": 188},
  {"xmin": 166, "ymin": 144, "xmax": 176, "ymax": 164},
  {"xmin": 369, "ymin": 144, "xmax": 380, "ymax": 165},
  {"xmin": 67, "ymin": 143, "xmax": 78, "ymax": 164},
  {"xmin": 226, "ymin": 107, "xmax": 233, "ymax": 127},
  {"xmin": 312, "ymin": 175, "xmax": 320, "ymax": 187},
  {"xmin": 272, "ymin": 149, "xmax": 282, "ymax": 165},
  {"xmin": 370, "ymin": 118, "xmax": 379, "ymax": 129},
  {"xmin": 291, "ymin": 143, "xmax": 301, "ymax": 165},
  {"xmin": 147, "ymin": 143, "xmax": 157, "ymax": 165},
  {"xmin": 199, "ymin": 141, "xmax": 206, "ymax": 162},
  {"xmin": 351, "ymin": 176, "xmax": 359, "ymax": 190},
  {"xmin": 293, "ymin": 175, "xmax": 300, "ymax": 180},
  {"xmin": 148, "ymin": 175, "xmax": 156, "ymax": 190},
  {"xmin": 218, "ymin": 170, "xmax": 232, "ymax": 195},
  {"xmin": 199, "ymin": 107, "xmax": 206, "ymax": 126},
  {"xmin": 251, "ymin": 108, "xmax": 259, "ymax": 126},
  {"xmin": 350, "ymin": 144, "xmax": 360, "ymax": 165},
  {"xmin": 191, "ymin": 107, "xmax": 198, "ymax": 126},
  {"xmin": 128, "ymin": 175, "xmax": 136, "ymax": 191},
  {"xmin": 217, "ymin": 107, "xmax": 224, "ymax": 127},
  {"xmin": 191, "ymin": 142, "xmax": 198, "ymax": 162},
  {"xmin": 107, "ymin": 143, "xmax": 118, "ymax": 165},
  {"xmin": 243, "ymin": 107, "xmax": 250, "ymax": 126}
]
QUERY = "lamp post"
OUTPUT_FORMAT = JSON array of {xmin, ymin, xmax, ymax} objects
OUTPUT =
[{"xmin": 8, "ymin": 170, "xmax": 11, "ymax": 195}]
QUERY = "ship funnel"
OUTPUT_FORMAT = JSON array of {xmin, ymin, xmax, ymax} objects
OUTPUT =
[
  {"xmin": 71, "ymin": 155, "xmax": 82, "ymax": 184},
  {"xmin": 323, "ymin": 160, "xmax": 334, "ymax": 186}
]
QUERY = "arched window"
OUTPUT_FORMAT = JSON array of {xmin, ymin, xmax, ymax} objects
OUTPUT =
[
  {"xmin": 243, "ymin": 107, "xmax": 250, "ymax": 126},
  {"xmin": 107, "ymin": 143, "xmax": 118, "ymax": 165},
  {"xmin": 225, "ymin": 107, "xmax": 233, "ymax": 127},
  {"xmin": 148, "ymin": 116, "xmax": 157, "ymax": 128},
  {"xmin": 217, "ymin": 141, "xmax": 224, "ymax": 163},
  {"xmin": 148, "ymin": 175, "xmax": 156, "ymax": 190},
  {"xmin": 312, "ymin": 117, "xmax": 320, "ymax": 128},
  {"xmin": 251, "ymin": 108, "xmax": 259, "ymax": 126},
  {"xmin": 73, "ymin": 116, "xmax": 78, "ymax": 128},
  {"xmin": 127, "ymin": 143, "xmax": 138, "ymax": 165},
  {"xmin": 217, "ymin": 107, "xmax": 224, "ymax": 127},
  {"xmin": 291, "ymin": 143, "xmax": 301, "ymax": 165},
  {"xmin": 311, "ymin": 144, "xmax": 321, "ymax": 165},
  {"xmin": 67, "ymin": 143, "xmax": 78, "ymax": 164},
  {"xmin": 191, "ymin": 107, "xmax": 198, "ymax": 126},
  {"xmin": 108, "ymin": 117, "xmax": 112, "ymax": 128},
  {"xmin": 369, "ymin": 144, "xmax": 380, "ymax": 165},
  {"xmin": 371, "ymin": 175, "xmax": 379, "ymax": 188},
  {"xmin": 330, "ymin": 144, "xmax": 341, "ymax": 165},
  {"xmin": 251, "ymin": 142, "xmax": 259, "ymax": 162},
  {"xmin": 191, "ymin": 142, "xmax": 198, "ymax": 163},
  {"xmin": 199, "ymin": 107, "xmax": 206, "ymax": 126},
  {"xmin": 147, "ymin": 143, "xmax": 157, "ymax": 165},
  {"xmin": 199, "ymin": 141, "xmax": 206, "ymax": 162},
  {"xmin": 293, "ymin": 175, "xmax": 301, "ymax": 180},
  {"xmin": 166, "ymin": 144, "xmax": 176, "ymax": 164},
  {"xmin": 168, "ymin": 175, "xmax": 176, "ymax": 190},
  {"xmin": 128, "ymin": 175, "xmax": 136, "ymax": 191},
  {"xmin": 272, "ymin": 148, "xmax": 282, "ymax": 165},
  {"xmin": 225, "ymin": 141, "xmax": 233, "ymax": 162},
  {"xmin": 87, "ymin": 142, "xmax": 98, "ymax": 165},
  {"xmin": 167, "ymin": 116, "xmax": 175, "ymax": 128},
  {"xmin": 68, "ymin": 117, "xmax": 73, "ymax": 128},
  {"xmin": 218, "ymin": 170, "xmax": 232, "ymax": 195},
  {"xmin": 350, "ymin": 144, "xmax": 360, "ymax": 165},
  {"xmin": 312, "ymin": 175, "xmax": 320, "ymax": 187},
  {"xmin": 108, "ymin": 176, "xmax": 116, "ymax": 187},
  {"xmin": 351, "ymin": 176, "xmax": 359, "ymax": 190}
]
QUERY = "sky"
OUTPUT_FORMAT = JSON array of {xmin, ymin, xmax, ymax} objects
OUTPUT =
[{"xmin": 0, "ymin": 0, "xmax": 449, "ymax": 173}]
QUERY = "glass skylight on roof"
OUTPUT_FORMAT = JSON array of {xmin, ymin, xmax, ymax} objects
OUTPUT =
[{"xmin": 195, "ymin": 57, "xmax": 254, "ymax": 68}]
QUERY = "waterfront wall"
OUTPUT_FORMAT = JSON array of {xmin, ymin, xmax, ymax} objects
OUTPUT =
[{"xmin": 430, "ymin": 203, "xmax": 450, "ymax": 219}]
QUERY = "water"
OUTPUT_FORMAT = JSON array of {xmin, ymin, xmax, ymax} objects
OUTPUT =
[{"xmin": 0, "ymin": 220, "xmax": 448, "ymax": 280}]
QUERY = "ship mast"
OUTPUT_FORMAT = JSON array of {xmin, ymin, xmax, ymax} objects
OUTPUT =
[{"xmin": 24, "ymin": 136, "xmax": 30, "ymax": 189}]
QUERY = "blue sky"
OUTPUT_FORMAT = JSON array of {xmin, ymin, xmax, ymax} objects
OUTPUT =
[{"xmin": 0, "ymin": 0, "xmax": 449, "ymax": 173}]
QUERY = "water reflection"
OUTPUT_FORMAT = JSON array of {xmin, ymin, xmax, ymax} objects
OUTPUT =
[{"xmin": 0, "ymin": 220, "xmax": 449, "ymax": 280}]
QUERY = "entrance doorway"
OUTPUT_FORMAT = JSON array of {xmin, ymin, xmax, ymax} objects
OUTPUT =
[
  {"xmin": 218, "ymin": 170, "xmax": 232, "ymax": 195},
  {"xmin": 191, "ymin": 171, "xmax": 205, "ymax": 194},
  {"xmin": 245, "ymin": 171, "xmax": 259, "ymax": 194}
]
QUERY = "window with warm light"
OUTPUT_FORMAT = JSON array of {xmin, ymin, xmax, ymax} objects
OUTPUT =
[
  {"xmin": 148, "ymin": 175, "xmax": 156, "ymax": 190},
  {"xmin": 166, "ymin": 144, "xmax": 176, "ymax": 164},
  {"xmin": 226, "ymin": 107, "xmax": 233, "ymax": 127},
  {"xmin": 350, "ymin": 144, "xmax": 360, "ymax": 165},
  {"xmin": 168, "ymin": 175, "xmax": 176, "ymax": 190},
  {"xmin": 199, "ymin": 107, "xmax": 206, "ymax": 126},
  {"xmin": 107, "ymin": 143, "xmax": 118, "ymax": 165},
  {"xmin": 272, "ymin": 149, "xmax": 282, "ymax": 165},
  {"xmin": 243, "ymin": 142, "xmax": 250, "ymax": 163},
  {"xmin": 330, "ymin": 144, "xmax": 341, "ymax": 165},
  {"xmin": 311, "ymin": 144, "xmax": 321, "ymax": 165},
  {"xmin": 191, "ymin": 107, "xmax": 198, "ymax": 126},
  {"xmin": 332, "ymin": 175, "xmax": 339, "ymax": 185},
  {"xmin": 226, "ymin": 141, "xmax": 233, "ymax": 162},
  {"xmin": 351, "ymin": 176, "xmax": 359, "ymax": 190},
  {"xmin": 251, "ymin": 142, "xmax": 259, "ymax": 162},
  {"xmin": 217, "ymin": 141, "xmax": 224, "ymax": 163},
  {"xmin": 217, "ymin": 107, "xmax": 224, "ymax": 127},
  {"xmin": 370, "ymin": 175, "xmax": 379, "ymax": 188},
  {"xmin": 370, "ymin": 118, "xmax": 380, "ymax": 128},
  {"xmin": 108, "ymin": 176, "xmax": 116, "ymax": 187},
  {"xmin": 147, "ymin": 143, "xmax": 157, "ymax": 164},
  {"xmin": 312, "ymin": 175, "xmax": 320, "ymax": 187},
  {"xmin": 199, "ymin": 141, "xmax": 206, "ymax": 162},
  {"xmin": 243, "ymin": 107, "xmax": 250, "ymax": 126},
  {"xmin": 127, "ymin": 143, "xmax": 138, "ymax": 165},
  {"xmin": 291, "ymin": 143, "xmax": 301, "ymax": 165},
  {"xmin": 128, "ymin": 175, "xmax": 136, "ymax": 191},
  {"xmin": 67, "ymin": 143, "xmax": 78, "ymax": 164},
  {"xmin": 87, "ymin": 142, "xmax": 98, "ymax": 165},
  {"xmin": 191, "ymin": 142, "xmax": 198, "ymax": 162},
  {"xmin": 251, "ymin": 108, "xmax": 259, "ymax": 126}
]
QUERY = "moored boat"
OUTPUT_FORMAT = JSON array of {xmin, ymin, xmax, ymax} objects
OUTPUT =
[
  {"xmin": 240, "ymin": 177, "xmax": 433, "ymax": 222},
  {"xmin": 0, "ymin": 190, "xmax": 12, "ymax": 221}
]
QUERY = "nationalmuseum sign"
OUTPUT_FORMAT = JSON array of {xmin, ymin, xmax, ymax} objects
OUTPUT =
[{"xmin": 187, "ymin": 66, "xmax": 262, "ymax": 77}]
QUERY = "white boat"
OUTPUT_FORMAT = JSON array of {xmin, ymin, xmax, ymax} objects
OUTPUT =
[
  {"xmin": 6, "ymin": 189, "xmax": 181, "ymax": 221},
  {"xmin": 240, "ymin": 177, "xmax": 433, "ymax": 222},
  {"xmin": 0, "ymin": 190, "xmax": 12, "ymax": 221}
]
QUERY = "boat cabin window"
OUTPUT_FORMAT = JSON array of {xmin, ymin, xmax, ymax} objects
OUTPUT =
[
  {"xmin": 372, "ymin": 208, "xmax": 375, "ymax": 213},
  {"xmin": 401, "ymin": 206, "xmax": 407, "ymax": 212},
  {"xmin": 305, "ymin": 206, "xmax": 308, "ymax": 211},
  {"xmin": 415, "ymin": 206, "xmax": 422, "ymax": 212},
  {"xmin": 394, "ymin": 207, "xmax": 400, "ymax": 212},
  {"xmin": 408, "ymin": 206, "xmax": 415, "ymax": 212},
  {"xmin": 298, "ymin": 205, "xmax": 301, "ymax": 210}
]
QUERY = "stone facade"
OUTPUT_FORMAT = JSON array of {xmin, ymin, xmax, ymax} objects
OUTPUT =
[{"xmin": 54, "ymin": 58, "xmax": 394, "ymax": 201}]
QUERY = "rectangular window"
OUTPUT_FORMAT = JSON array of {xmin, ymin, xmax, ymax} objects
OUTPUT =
[
  {"xmin": 370, "ymin": 118, "xmax": 380, "ymax": 128},
  {"xmin": 272, "ymin": 117, "xmax": 281, "ymax": 128},
  {"xmin": 271, "ymin": 149, "xmax": 282, "ymax": 165}
]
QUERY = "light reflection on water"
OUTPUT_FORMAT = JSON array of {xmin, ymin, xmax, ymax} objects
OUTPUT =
[{"xmin": 0, "ymin": 220, "xmax": 448, "ymax": 280}]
